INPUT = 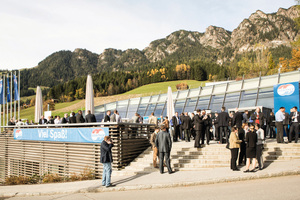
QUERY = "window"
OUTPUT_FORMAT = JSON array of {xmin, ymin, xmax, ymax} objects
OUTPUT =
[
  {"xmin": 154, "ymin": 102, "xmax": 166, "ymax": 116},
  {"xmin": 145, "ymin": 103, "xmax": 156, "ymax": 116},
  {"xmin": 257, "ymin": 87, "xmax": 274, "ymax": 108},
  {"xmin": 223, "ymin": 92, "xmax": 240, "ymax": 110},
  {"xmin": 196, "ymin": 96, "xmax": 210, "ymax": 110},
  {"xmin": 209, "ymin": 94, "xmax": 224, "ymax": 112},
  {"xmin": 239, "ymin": 89, "xmax": 257, "ymax": 107},
  {"xmin": 127, "ymin": 98, "xmax": 140, "ymax": 118},
  {"xmin": 174, "ymin": 99, "xmax": 186, "ymax": 114},
  {"xmin": 184, "ymin": 97, "xmax": 198, "ymax": 112}
]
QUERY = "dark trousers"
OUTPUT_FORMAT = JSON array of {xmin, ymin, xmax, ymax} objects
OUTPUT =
[
  {"xmin": 159, "ymin": 152, "xmax": 172, "ymax": 173},
  {"xmin": 256, "ymin": 144, "xmax": 264, "ymax": 169},
  {"xmin": 214, "ymin": 125, "xmax": 219, "ymax": 140},
  {"xmin": 230, "ymin": 148, "xmax": 239, "ymax": 170},
  {"xmin": 276, "ymin": 122, "xmax": 284, "ymax": 143},
  {"xmin": 173, "ymin": 126, "xmax": 180, "ymax": 142},
  {"xmin": 283, "ymin": 124, "xmax": 289, "ymax": 139},
  {"xmin": 219, "ymin": 126, "xmax": 228, "ymax": 143},
  {"xmin": 201, "ymin": 126, "xmax": 210, "ymax": 144},
  {"xmin": 194, "ymin": 130, "xmax": 201, "ymax": 148},
  {"xmin": 289, "ymin": 123, "xmax": 299, "ymax": 143},
  {"xmin": 184, "ymin": 129, "xmax": 190, "ymax": 142},
  {"xmin": 239, "ymin": 143, "xmax": 246, "ymax": 165},
  {"xmin": 268, "ymin": 125, "xmax": 276, "ymax": 138}
]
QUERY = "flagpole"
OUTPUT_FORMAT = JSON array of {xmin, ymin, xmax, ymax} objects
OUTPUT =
[
  {"xmin": 7, "ymin": 73, "xmax": 9, "ymax": 125},
  {"xmin": 10, "ymin": 71, "xmax": 12, "ymax": 120},
  {"xmin": 14, "ymin": 72, "xmax": 16, "ymax": 121},
  {"xmin": 3, "ymin": 74, "xmax": 5, "ymax": 126},
  {"xmin": 18, "ymin": 70, "xmax": 20, "ymax": 121}
]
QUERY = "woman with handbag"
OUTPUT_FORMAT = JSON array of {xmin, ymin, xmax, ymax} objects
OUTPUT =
[{"xmin": 229, "ymin": 127, "xmax": 242, "ymax": 171}]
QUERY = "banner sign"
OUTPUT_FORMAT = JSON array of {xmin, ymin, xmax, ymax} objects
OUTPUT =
[
  {"xmin": 274, "ymin": 82, "xmax": 300, "ymax": 113},
  {"xmin": 14, "ymin": 127, "xmax": 109, "ymax": 143}
]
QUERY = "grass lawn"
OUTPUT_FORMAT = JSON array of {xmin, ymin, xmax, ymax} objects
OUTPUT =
[{"xmin": 124, "ymin": 80, "xmax": 207, "ymax": 96}]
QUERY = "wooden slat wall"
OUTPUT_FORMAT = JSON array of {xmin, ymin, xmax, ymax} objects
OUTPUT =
[{"xmin": 0, "ymin": 123, "xmax": 154, "ymax": 181}]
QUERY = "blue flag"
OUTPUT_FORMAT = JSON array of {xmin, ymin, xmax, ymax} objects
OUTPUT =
[
  {"xmin": 0, "ymin": 79, "xmax": 3, "ymax": 104},
  {"xmin": 13, "ymin": 74, "xmax": 19, "ymax": 101},
  {"xmin": 7, "ymin": 76, "xmax": 10, "ymax": 103}
]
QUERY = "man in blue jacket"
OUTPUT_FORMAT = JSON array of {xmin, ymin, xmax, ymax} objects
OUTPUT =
[{"xmin": 100, "ymin": 136, "xmax": 114, "ymax": 187}]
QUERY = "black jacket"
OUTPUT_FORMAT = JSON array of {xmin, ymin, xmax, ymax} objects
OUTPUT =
[
  {"xmin": 85, "ymin": 114, "xmax": 97, "ymax": 123},
  {"xmin": 76, "ymin": 114, "xmax": 85, "ymax": 123},
  {"xmin": 104, "ymin": 115, "xmax": 110, "ymax": 122},
  {"xmin": 155, "ymin": 130, "xmax": 172, "ymax": 153},
  {"xmin": 46, "ymin": 119, "xmax": 54, "ymax": 124},
  {"xmin": 39, "ymin": 118, "xmax": 47, "ymax": 125},
  {"xmin": 267, "ymin": 115, "xmax": 275, "ymax": 126},
  {"xmin": 245, "ymin": 131, "xmax": 257, "ymax": 148},
  {"xmin": 8, "ymin": 121, "xmax": 15, "ymax": 126},
  {"xmin": 69, "ymin": 116, "xmax": 76, "ymax": 123},
  {"xmin": 61, "ymin": 117, "xmax": 68, "ymax": 124},
  {"xmin": 171, "ymin": 116, "xmax": 181, "ymax": 127},
  {"xmin": 233, "ymin": 112, "xmax": 243, "ymax": 128},
  {"xmin": 100, "ymin": 141, "xmax": 114, "ymax": 163},
  {"xmin": 290, "ymin": 112, "xmax": 300, "ymax": 124},
  {"xmin": 182, "ymin": 115, "xmax": 192, "ymax": 130},
  {"xmin": 283, "ymin": 112, "xmax": 290, "ymax": 125},
  {"xmin": 218, "ymin": 112, "xmax": 229, "ymax": 127},
  {"xmin": 194, "ymin": 114, "xmax": 203, "ymax": 131}
]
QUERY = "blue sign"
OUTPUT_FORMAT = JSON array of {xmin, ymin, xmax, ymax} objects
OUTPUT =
[
  {"xmin": 274, "ymin": 81, "xmax": 300, "ymax": 113},
  {"xmin": 14, "ymin": 127, "xmax": 109, "ymax": 143}
]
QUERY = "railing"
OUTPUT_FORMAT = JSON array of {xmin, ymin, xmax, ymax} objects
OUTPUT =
[{"xmin": 0, "ymin": 123, "xmax": 155, "ymax": 181}]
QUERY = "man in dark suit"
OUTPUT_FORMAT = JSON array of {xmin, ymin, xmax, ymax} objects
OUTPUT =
[
  {"xmin": 218, "ymin": 107, "xmax": 230, "ymax": 144},
  {"xmin": 39, "ymin": 115, "xmax": 47, "ymax": 125},
  {"xmin": 179, "ymin": 113, "xmax": 185, "ymax": 140},
  {"xmin": 61, "ymin": 113, "xmax": 68, "ymax": 124},
  {"xmin": 283, "ymin": 111, "xmax": 290, "ymax": 141},
  {"xmin": 155, "ymin": 123, "xmax": 173, "ymax": 174},
  {"xmin": 289, "ymin": 106, "xmax": 299, "ymax": 143},
  {"xmin": 233, "ymin": 108, "xmax": 243, "ymax": 129},
  {"xmin": 69, "ymin": 112, "xmax": 76, "ymax": 123},
  {"xmin": 194, "ymin": 109, "xmax": 203, "ymax": 148},
  {"xmin": 171, "ymin": 112, "xmax": 181, "ymax": 142},
  {"xmin": 85, "ymin": 110, "xmax": 96, "ymax": 123},
  {"xmin": 201, "ymin": 110, "xmax": 211, "ymax": 145},
  {"xmin": 104, "ymin": 110, "xmax": 111, "ymax": 122},
  {"xmin": 182, "ymin": 112, "xmax": 192, "ymax": 142},
  {"xmin": 76, "ymin": 110, "xmax": 85, "ymax": 123}
]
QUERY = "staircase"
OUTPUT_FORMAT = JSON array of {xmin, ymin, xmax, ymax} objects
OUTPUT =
[{"xmin": 112, "ymin": 141, "xmax": 300, "ymax": 176}]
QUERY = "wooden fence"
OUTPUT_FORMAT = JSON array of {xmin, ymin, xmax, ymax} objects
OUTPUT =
[{"xmin": 0, "ymin": 123, "xmax": 155, "ymax": 181}]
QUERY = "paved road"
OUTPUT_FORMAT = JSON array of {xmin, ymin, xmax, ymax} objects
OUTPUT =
[{"xmin": 4, "ymin": 175, "xmax": 300, "ymax": 200}]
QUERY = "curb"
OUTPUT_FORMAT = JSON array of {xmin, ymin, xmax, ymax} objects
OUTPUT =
[{"xmin": 2, "ymin": 169, "xmax": 299, "ymax": 198}]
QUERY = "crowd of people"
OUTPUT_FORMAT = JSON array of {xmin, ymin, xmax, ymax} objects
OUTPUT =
[{"xmin": 149, "ymin": 106, "xmax": 299, "ymax": 173}]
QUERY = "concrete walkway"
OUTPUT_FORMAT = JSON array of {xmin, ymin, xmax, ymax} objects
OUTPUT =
[{"xmin": 1, "ymin": 159, "xmax": 300, "ymax": 198}]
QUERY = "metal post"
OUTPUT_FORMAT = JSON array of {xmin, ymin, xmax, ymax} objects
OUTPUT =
[
  {"xmin": 10, "ymin": 71, "xmax": 12, "ymax": 119},
  {"xmin": 14, "ymin": 72, "xmax": 16, "ymax": 120},
  {"xmin": 6, "ymin": 74, "xmax": 8, "ymax": 125},
  {"xmin": 18, "ymin": 70, "xmax": 20, "ymax": 120},
  {"xmin": 3, "ymin": 74, "xmax": 5, "ymax": 126}
]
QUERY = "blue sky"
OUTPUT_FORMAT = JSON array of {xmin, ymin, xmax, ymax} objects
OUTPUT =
[{"xmin": 0, "ymin": 0, "xmax": 296, "ymax": 70}]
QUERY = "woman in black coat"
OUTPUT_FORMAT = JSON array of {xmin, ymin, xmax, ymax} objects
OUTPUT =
[{"xmin": 244, "ymin": 125, "xmax": 257, "ymax": 173}]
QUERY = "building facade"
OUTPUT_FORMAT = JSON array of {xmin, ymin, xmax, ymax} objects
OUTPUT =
[{"xmin": 93, "ymin": 70, "xmax": 300, "ymax": 121}]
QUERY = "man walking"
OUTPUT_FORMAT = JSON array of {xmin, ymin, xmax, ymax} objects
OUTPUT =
[
  {"xmin": 155, "ymin": 124, "xmax": 173, "ymax": 174},
  {"xmin": 289, "ymin": 106, "xmax": 299, "ymax": 143},
  {"xmin": 275, "ymin": 107, "xmax": 285, "ymax": 143},
  {"xmin": 100, "ymin": 136, "xmax": 114, "ymax": 187}
]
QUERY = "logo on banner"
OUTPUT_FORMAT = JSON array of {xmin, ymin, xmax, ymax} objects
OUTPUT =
[
  {"xmin": 15, "ymin": 129, "xmax": 22, "ymax": 138},
  {"xmin": 277, "ymin": 84, "xmax": 295, "ymax": 96},
  {"xmin": 91, "ymin": 129, "xmax": 106, "ymax": 141}
]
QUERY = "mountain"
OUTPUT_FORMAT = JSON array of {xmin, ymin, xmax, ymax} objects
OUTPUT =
[{"xmin": 21, "ymin": 5, "xmax": 300, "ymax": 91}]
